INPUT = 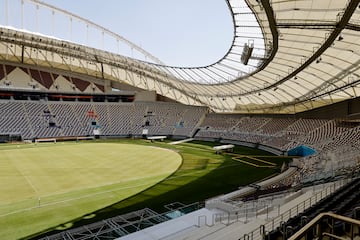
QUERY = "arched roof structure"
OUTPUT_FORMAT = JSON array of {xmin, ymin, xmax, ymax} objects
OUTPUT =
[{"xmin": 0, "ymin": 0, "xmax": 360, "ymax": 113}]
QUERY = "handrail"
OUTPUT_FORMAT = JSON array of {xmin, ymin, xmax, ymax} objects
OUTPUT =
[{"xmin": 288, "ymin": 212, "xmax": 360, "ymax": 240}]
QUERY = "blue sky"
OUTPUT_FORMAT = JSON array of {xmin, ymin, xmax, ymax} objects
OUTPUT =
[{"xmin": 3, "ymin": 0, "xmax": 234, "ymax": 67}]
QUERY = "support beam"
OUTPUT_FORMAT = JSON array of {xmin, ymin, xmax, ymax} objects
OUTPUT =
[{"xmin": 276, "ymin": 22, "xmax": 336, "ymax": 30}]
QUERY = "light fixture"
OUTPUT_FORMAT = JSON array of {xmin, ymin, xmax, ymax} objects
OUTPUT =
[{"xmin": 338, "ymin": 35, "xmax": 343, "ymax": 41}]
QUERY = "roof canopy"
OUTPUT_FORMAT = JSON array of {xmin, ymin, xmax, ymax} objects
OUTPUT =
[{"xmin": 0, "ymin": 0, "xmax": 359, "ymax": 113}]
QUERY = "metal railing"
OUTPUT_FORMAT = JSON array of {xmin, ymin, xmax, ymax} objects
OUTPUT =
[
  {"xmin": 288, "ymin": 212, "xmax": 360, "ymax": 240},
  {"xmin": 235, "ymin": 179, "xmax": 350, "ymax": 240}
]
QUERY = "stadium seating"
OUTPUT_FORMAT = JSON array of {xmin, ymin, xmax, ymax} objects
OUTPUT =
[
  {"xmin": 0, "ymin": 101, "xmax": 32, "ymax": 137},
  {"xmin": 1, "ymin": 98, "xmax": 360, "ymax": 186},
  {"xmin": 196, "ymin": 113, "xmax": 360, "ymax": 185},
  {"xmin": 0, "ymin": 100, "xmax": 208, "ymax": 139}
]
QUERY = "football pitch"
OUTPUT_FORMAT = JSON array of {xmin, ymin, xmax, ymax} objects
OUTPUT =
[
  {"xmin": 0, "ymin": 141, "xmax": 181, "ymax": 239},
  {"xmin": 0, "ymin": 140, "xmax": 292, "ymax": 239}
]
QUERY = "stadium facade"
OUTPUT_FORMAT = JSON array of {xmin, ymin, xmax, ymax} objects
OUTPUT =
[{"xmin": 0, "ymin": 0, "xmax": 360, "ymax": 239}]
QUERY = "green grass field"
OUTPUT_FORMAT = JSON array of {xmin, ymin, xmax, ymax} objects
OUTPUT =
[
  {"xmin": 0, "ymin": 141, "xmax": 181, "ymax": 239},
  {"xmin": 0, "ymin": 139, "xmax": 293, "ymax": 239}
]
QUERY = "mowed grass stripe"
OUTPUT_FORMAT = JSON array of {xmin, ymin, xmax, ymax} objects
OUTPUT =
[{"xmin": 0, "ymin": 142, "xmax": 181, "ymax": 240}]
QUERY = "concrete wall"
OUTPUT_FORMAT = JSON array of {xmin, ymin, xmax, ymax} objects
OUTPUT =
[{"xmin": 134, "ymin": 90, "xmax": 157, "ymax": 102}]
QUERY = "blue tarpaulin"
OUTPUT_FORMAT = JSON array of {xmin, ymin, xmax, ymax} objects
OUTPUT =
[{"xmin": 288, "ymin": 145, "xmax": 316, "ymax": 157}]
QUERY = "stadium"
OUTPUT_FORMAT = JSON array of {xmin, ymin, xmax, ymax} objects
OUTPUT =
[{"xmin": 0, "ymin": 0, "xmax": 360, "ymax": 239}]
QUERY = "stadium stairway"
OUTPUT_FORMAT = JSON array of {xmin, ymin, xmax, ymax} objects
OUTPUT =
[{"xmin": 265, "ymin": 177, "xmax": 360, "ymax": 240}]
